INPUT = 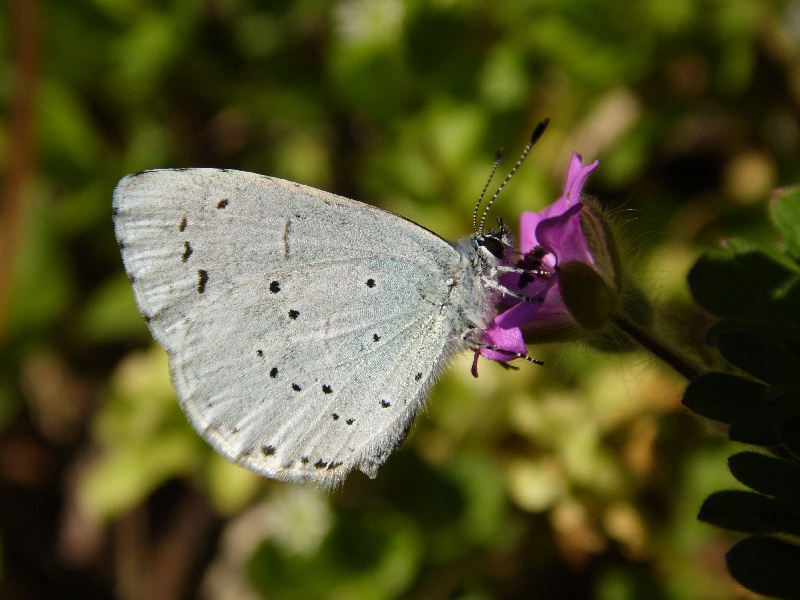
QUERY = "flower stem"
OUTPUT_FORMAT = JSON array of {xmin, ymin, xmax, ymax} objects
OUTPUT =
[{"xmin": 613, "ymin": 315, "xmax": 706, "ymax": 381}]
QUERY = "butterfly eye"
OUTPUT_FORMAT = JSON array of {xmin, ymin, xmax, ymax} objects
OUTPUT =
[{"xmin": 478, "ymin": 235, "xmax": 506, "ymax": 259}]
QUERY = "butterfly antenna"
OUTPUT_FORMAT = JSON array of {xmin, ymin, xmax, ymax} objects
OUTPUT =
[
  {"xmin": 478, "ymin": 118, "xmax": 550, "ymax": 234},
  {"xmin": 473, "ymin": 148, "xmax": 505, "ymax": 232}
]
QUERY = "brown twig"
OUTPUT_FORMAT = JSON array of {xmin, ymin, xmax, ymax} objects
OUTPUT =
[
  {"xmin": 0, "ymin": 0, "xmax": 39, "ymax": 343},
  {"xmin": 114, "ymin": 491, "xmax": 217, "ymax": 600}
]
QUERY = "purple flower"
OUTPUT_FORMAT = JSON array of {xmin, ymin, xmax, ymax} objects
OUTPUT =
[{"xmin": 473, "ymin": 154, "xmax": 602, "ymax": 375}]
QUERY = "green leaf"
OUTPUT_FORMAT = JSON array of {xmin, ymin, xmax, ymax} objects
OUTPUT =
[
  {"xmin": 728, "ymin": 412, "xmax": 780, "ymax": 447},
  {"xmin": 707, "ymin": 318, "xmax": 800, "ymax": 354},
  {"xmin": 698, "ymin": 490, "xmax": 765, "ymax": 533},
  {"xmin": 714, "ymin": 328, "xmax": 800, "ymax": 385},
  {"xmin": 682, "ymin": 372, "xmax": 768, "ymax": 425},
  {"xmin": 771, "ymin": 187, "xmax": 800, "ymax": 262},
  {"xmin": 778, "ymin": 413, "xmax": 800, "ymax": 459},
  {"xmin": 688, "ymin": 249, "xmax": 800, "ymax": 323},
  {"xmin": 730, "ymin": 389, "xmax": 800, "ymax": 446},
  {"xmin": 770, "ymin": 388, "xmax": 800, "ymax": 417},
  {"xmin": 699, "ymin": 490, "xmax": 800, "ymax": 535},
  {"xmin": 726, "ymin": 536, "xmax": 800, "ymax": 599},
  {"xmin": 728, "ymin": 451, "xmax": 800, "ymax": 502}
]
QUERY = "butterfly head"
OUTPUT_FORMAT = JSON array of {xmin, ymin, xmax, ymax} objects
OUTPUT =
[{"xmin": 475, "ymin": 217, "xmax": 513, "ymax": 262}]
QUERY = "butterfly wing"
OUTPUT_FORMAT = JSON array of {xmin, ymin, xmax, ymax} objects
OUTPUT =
[{"xmin": 113, "ymin": 169, "xmax": 476, "ymax": 485}]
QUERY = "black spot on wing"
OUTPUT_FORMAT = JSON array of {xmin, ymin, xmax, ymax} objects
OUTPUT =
[
  {"xmin": 300, "ymin": 456, "xmax": 309, "ymax": 464},
  {"xmin": 270, "ymin": 367, "xmax": 278, "ymax": 377},
  {"xmin": 332, "ymin": 413, "xmax": 339, "ymax": 420},
  {"xmin": 270, "ymin": 281, "xmax": 281, "ymax": 293},
  {"xmin": 256, "ymin": 349, "xmax": 264, "ymax": 357},
  {"xmin": 380, "ymin": 399, "xmax": 391, "ymax": 408},
  {"xmin": 415, "ymin": 372, "xmax": 422, "ymax": 381},
  {"xmin": 366, "ymin": 278, "xmax": 376, "ymax": 288},
  {"xmin": 261, "ymin": 445, "xmax": 276, "ymax": 456},
  {"xmin": 314, "ymin": 460, "xmax": 328, "ymax": 469},
  {"xmin": 327, "ymin": 461, "xmax": 342, "ymax": 470},
  {"xmin": 197, "ymin": 269, "xmax": 208, "ymax": 293},
  {"xmin": 217, "ymin": 198, "xmax": 229, "ymax": 209},
  {"xmin": 291, "ymin": 383, "xmax": 302, "ymax": 392},
  {"xmin": 346, "ymin": 418, "xmax": 355, "ymax": 425},
  {"xmin": 373, "ymin": 333, "xmax": 380, "ymax": 342},
  {"xmin": 112, "ymin": 206, "xmax": 119, "ymax": 216},
  {"xmin": 181, "ymin": 241, "xmax": 193, "ymax": 262},
  {"xmin": 322, "ymin": 384, "xmax": 332, "ymax": 394},
  {"xmin": 179, "ymin": 216, "xmax": 187, "ymax": 232},
  {"xmin": 288, "ymin": 309, "xmax": 299, "ymax": 320}
]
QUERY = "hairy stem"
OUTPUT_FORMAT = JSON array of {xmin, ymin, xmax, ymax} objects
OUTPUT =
[{"xmin": 613, "ymin": 315, "xmax": 706, "ymax": 381}]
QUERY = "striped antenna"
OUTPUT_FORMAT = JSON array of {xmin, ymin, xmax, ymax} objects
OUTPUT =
[
  {"xmin": 473, "ymin": 148, "xmax": 505, "ymax": 232},
  {"xmin": 478, "ymin": 118, "xmax": 550, "ymax": 234}
]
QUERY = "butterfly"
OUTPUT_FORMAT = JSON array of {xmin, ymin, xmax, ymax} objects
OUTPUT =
[{"xmin": 113, "ymin": 120, "xmax": 548, "ymax": 486}]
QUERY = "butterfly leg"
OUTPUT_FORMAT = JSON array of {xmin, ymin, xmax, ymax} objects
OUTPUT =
[{"xmin": 479, "ymin": 276, "xmax": 545, "ymax": 304}]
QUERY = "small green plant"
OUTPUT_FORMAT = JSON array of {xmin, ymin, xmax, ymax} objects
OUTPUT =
[{"xmin": 683, "ymin": 188, "xmax": 800, "ymax": 598}]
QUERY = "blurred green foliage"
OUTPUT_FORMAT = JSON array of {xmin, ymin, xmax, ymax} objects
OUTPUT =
[{"xmin": 1, "ymin": 0, "xmax": 798, "ymax": 598}]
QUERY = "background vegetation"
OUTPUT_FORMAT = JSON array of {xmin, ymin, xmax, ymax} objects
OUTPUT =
[{"xmin": 1, "ymin": 0, "xmax": 798, "ymax": 598}]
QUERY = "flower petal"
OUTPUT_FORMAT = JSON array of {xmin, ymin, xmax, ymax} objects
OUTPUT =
[
  {"xmin": 499, "ymin": 270, "xmax": 550, "ymax": 301},
  {"xmin": 536, "ymin": 203, "xmax": 595, "ymax": 266},
  {"xmin": 519, "ymin": 211, "xmax": 542, "ymax": 253},
  {"xmin": 532, "ymin": 281, "xmax": 572, "ymax": 321},
  {"xmin": 492, "ymin": 300, "xmax": 543, "ymax": 329},
  {"xmin": 518, "ymin": 154, "xmax": 599, "ymax": 253},
  {"xmin": 478, "ymin": 321, "xmax": 527, "ymax": 362},
  {"xmin": 565, "ymin": 153, "xmax": 600, "ymax": 203}
]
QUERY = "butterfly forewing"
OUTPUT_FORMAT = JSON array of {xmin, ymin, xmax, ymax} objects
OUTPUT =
[{"xmin": 113, "ymin": 169, "xmax": 476, "ymax": 485}]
